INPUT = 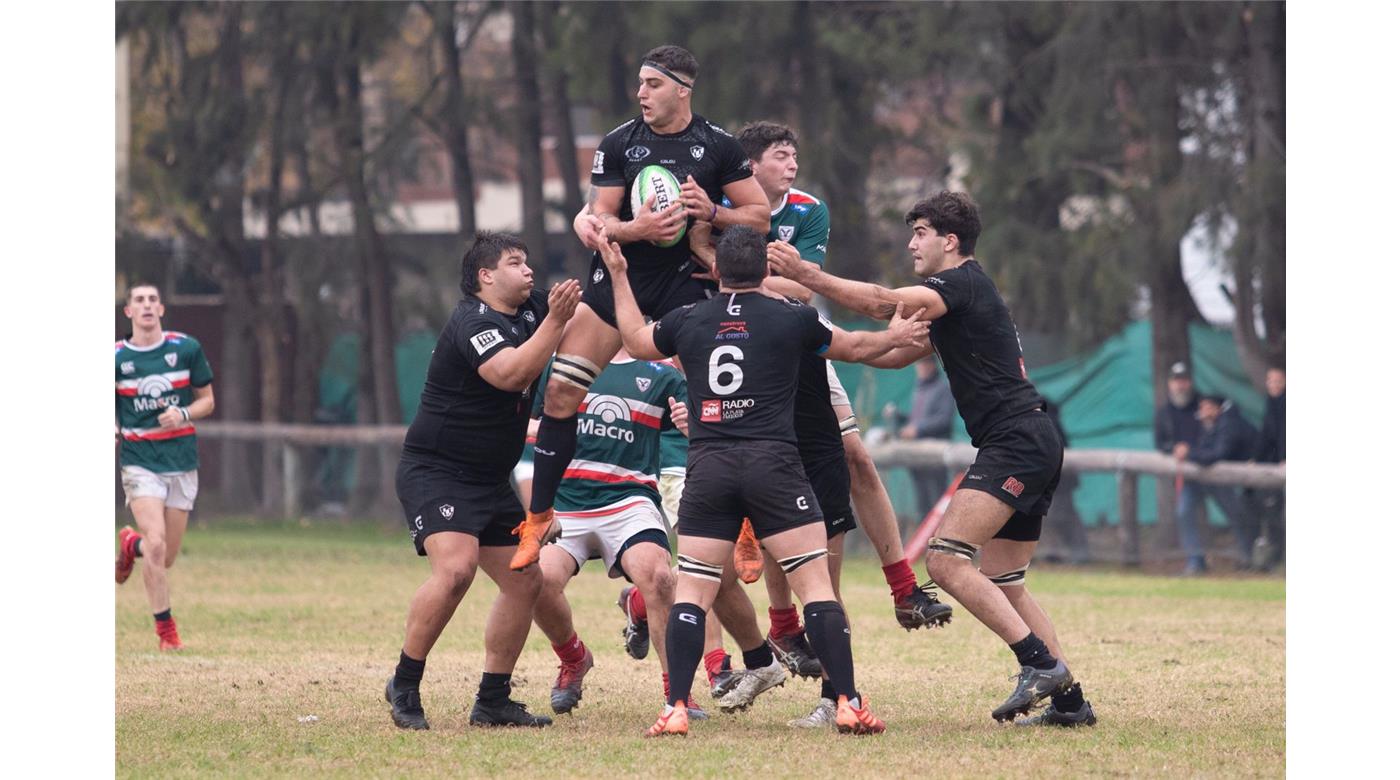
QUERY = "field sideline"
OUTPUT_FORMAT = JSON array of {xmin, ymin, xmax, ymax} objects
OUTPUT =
[{"xmin": 116, "ymin": 520, "xmax": 1284, "ymax": 778}]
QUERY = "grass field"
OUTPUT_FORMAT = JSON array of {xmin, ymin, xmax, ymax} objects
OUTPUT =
[{"xmin": 116, "ymin": 519, "xmax": 1285, "ymax": 778}]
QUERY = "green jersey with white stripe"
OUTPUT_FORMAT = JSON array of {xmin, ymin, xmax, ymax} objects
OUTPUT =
[
  {"xmin": 115, "ymin": 331, "xmax": 214, "ymax": 473},
  {"xmin": 534, "ymin": 358, "xmax": 687, "ymax": 512}
]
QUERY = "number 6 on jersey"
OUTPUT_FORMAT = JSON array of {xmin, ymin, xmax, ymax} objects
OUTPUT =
[{"xmin": 708, "ymin": 345, "xmax": 744, "ymax": 395}]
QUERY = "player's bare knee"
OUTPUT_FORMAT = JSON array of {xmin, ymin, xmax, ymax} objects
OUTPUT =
[
  {"xmin": 141, "ymin": 536, "xmax": 167, "ymax": 567},
  {"xmin": 926, "ymin": 537, "xmax": 978, "ymax": 584},
  {"xmin": 646, "ymin": 566, "xmax": 676, "ymax": 604},
  {"xmin": 437, "ymin": 563, "xmax": 476, "ymax": 595}
]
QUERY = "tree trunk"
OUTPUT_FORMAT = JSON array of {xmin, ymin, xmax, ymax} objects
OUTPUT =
[
  {"xmin": 218, "ymin": 277, "xmax": 257, "ymax": 512},
  {"xmin": 539, "ymin": 0, "xmax": 587, "ymax": 278},
  {"xmin": 510, "ymin": 1, "xmax": 547, "ymax": 264},
  {"xmin": 434, "ymin": 1, "xmax": 478, "ymax": 243}
]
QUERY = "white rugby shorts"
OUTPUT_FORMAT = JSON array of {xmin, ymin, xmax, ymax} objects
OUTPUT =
[
  {"xmin": 554, "ymin": 496, "xmax": 668, "ymax": 577},
  {"xmin": 121, "ymin": 465, "xmax": 199, "ymax": 511}
]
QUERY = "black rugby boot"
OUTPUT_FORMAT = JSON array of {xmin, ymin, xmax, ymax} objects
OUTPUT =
[
  {"xmin": 992, "ymin": 660, "xmax": 1073, "ymax": 722},
  {"xmin": 469, "ymin": 696, "xmax": 554, "ymax": 728},
  {"xmin": 894, "ymin": 581, "xmax": 954, "ymax": 630},
  {"xmin": 385, "ymin": 677, "xmax": 429, "ymax": 730}
]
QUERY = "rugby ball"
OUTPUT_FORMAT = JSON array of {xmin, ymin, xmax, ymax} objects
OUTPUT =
[{"xmin": 630, "ymin": 164, "xmax": 686, "ymax": 247}]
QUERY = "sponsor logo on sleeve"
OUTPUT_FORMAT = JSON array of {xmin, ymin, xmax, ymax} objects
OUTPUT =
[
  {"xmin": 791, "ymin": 204, "xmax": 809, "ymax": 214},
  {"xmin": 471, "ymin": 329, "xmax": 505, "ymax": 355},
  {"xmin": 592, "ymin": 150, "xmax": 605, "ymax": 174}
]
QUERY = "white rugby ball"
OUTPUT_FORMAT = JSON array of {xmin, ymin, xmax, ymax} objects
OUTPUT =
[{"xmin": 630, "ymin": 164, "xmax": 686, "ymax": 247}]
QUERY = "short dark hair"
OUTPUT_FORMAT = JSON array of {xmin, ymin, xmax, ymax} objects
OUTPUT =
[
  {"xmin": 460, "ymin": 231, "xmax": 528, "ymax": 295},
  {"xmin": 737, "ymin": 121, "xmax": 798, "ymax": 162},
  {"xmin": 126, "ymin": 282, "xmax": 161, "ymax": 301},
  {"xmin": 715, "ymin": 226, "xmax": 767, "ymax": 288},
  {"xmin": 643, "ymin": 44, "xmax": 699, "ymax": 81},
  {"xmin": 905, "ymin": 190, "xmax": 981, "ymax": 256}
]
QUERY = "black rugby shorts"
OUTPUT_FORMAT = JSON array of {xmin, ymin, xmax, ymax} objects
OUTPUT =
[
  {"xmin": 803, "ymin": 452, "xmax": 857, "ymax": 539},
  {"xmin": 957, "ymin": 410, "xmax": 1063, "ymax": 543},
  {"xmin": 580, "ymin": 253, "xmax": 716, "ymax": 328},
  {"xmin": 396, "ymin": 456, "xmax": 523, "ymax": 555},
  {"xmin": 678, "ymin": 440, "xmax": 824, "ymax": 541}
]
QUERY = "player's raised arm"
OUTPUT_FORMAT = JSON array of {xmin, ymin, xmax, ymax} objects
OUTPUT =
[
  {"xmin": 822, "ymin": 302, "xmax": 931, "ymax": 365},
  {"xmin": 599, "ymin": 240, "xmax": 667, "ymax": 360},
  {"xmin": 767, "ymin": 241, "xmax": 946, "ymax": 322},
  {"xmin": 478, "ymin": 280, "xmax": 581, "ymax": 391},
  {"xmin": 862, "ymin": 341, "xmax": 937, "ymax": 370}
]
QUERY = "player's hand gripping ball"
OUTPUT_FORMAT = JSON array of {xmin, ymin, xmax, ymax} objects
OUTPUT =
[{"xmin": 630, "ymin": 165, "xmax": 687, "ymax": 248}]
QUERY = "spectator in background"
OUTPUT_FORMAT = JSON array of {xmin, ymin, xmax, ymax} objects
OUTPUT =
[
  {"xmin": 1251, "ymin": 365, "xmax": 1285, "ymax": 569},
  {"xmin": 1154, "ymin": 361, "xmax": 1201, "ymax": 458},
  {"xmin": 1175, "ymin": 394, "xmax": 1258, "ymax": 575},
  {"xmin": 900, "ymin": 355, "xmax": 956, "ymax": 520}
]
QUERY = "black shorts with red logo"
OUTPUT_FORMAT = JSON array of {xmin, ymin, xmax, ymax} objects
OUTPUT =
[{"xmin": 958, "ymin": 409, "xmax": 1063, "ymax": 542}]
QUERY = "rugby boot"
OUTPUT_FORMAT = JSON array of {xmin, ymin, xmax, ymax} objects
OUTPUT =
[
  {"xmin": 643, "ymin": 702, "xmax": 689, "ymax": 737},
  {"xmin": 767, "ymin": 631, "xmax": 823, "ymax": 679},
  {"xmin": 469, "ymin": 697, "xmax": 553, "ymax": 727},
  {"xmin": 550, "ymin": 646, "xmax": 594, "ymax": 714},
  {"xmin": 617, "ymin": 586, "xmax": 649, "ymax": 660},
  {"xmin": 1016, "ymin": 699, "xmax": 1097, "ymax": 728},
  {"xmin": 894, "ymin": 580, "xmax": 954, "ymax": 630},
  {"xmin": 509, "ymin": 509, "xmax": 562, "ymax": 571},
  {"xmin": 788, "ymin": 697, "xmax": 837, "ymax": 729},
  {"xmin": 116, "ymin": 526, "xmax": 140, "ymax": 584},
  {"xmin": 384, "ymin": 677, "xmax": 429, "ymax": 730},
  {"xmin": 835, "ymin": 695, "xmax": 886, "ymax": 735},
  {"xmin": 992, "ymin": 660, "xmax": 1073, "ymax": 722},
  {"xmin": 684, "ymin": 695, "xmax": 710, "ymax": 721},
  {"xmin": 717, "ymin": 659, "xmax": 787, "ymax": 713},
  {"xmin": 156, "ymin": 619, "xmax": 184, "ymax": 652},
  {"xmin": 709, "ymin": 667, "xmax": 740, "ymax": 700},
  {"xmin": 734, "ymin": 518, "xmax": 763, "ymax": 584}
]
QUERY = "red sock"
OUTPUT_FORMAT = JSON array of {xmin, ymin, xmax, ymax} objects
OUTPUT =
[
  {"xmin": 703, "ymin": 648, "xmax": 728, "ymax": 683},
  {"xmin": 552, "ymin": 633, "xmax": 587, "ymax": 665},
  {"xmin": 768, "ymin": 606, "xmax": 802, "ymax": 638},
  {"xmin": 883, "ymin": 559, "xmax": 917, "ymax": 601},
  {"xmin": 628, "ymin": 587, "xmax": 647, "ymax": 620}
]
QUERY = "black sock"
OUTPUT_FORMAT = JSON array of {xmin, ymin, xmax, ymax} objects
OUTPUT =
[
  {"xmin": 134, "ymin": 538, "xmax": 144, "ymax": 558},
  {"xmin": 477, "ymin": 672, "xmax": 512, "ymax": 704},
  {"xmin": 663, "ymin": 603, "xmax": 707, "ymax": 706},
  {"xmin": 529, "ymin": 414, "xmax": 579, "ymax": 513},
  {"xmin": 1009, "ymin": 632, "xmax": 1058, "ymax": 670},
  {"xmin": 820, "ymin": 678, "xmax": 836, "ymax": 701},
  {"xmin": 741, "ymin": 641, "xmax": 774, "ymax": 670},
  {"xmin": 153, "ymin": 609, "xmax": 172, "ymax": 623},
  {"xmin": 1051, "ymin": 682, "xmax": 1085, "ymax": 712},
  {"xmin": 395, "ymin": 651, "xmax": 425, "ymax": 689},
  {"xmin": 804, "ymin": 601, "xmax": 856, "ymax": 701}
]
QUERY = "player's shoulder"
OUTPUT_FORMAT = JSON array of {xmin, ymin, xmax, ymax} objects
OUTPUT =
[
  {"xmin": 785, "ymin": 187, "xmax": 825, "ymax": 210},
  {"xmin": 695, "ymin": 114, "xmax": 735, "ymax": 139},
  {"xmin": 601, "ymin": 116, "xmax": 642, "ymax": 142},
  {"xmin": 165, "ymin": 331, "xmax": 204, "ymax": 351}
]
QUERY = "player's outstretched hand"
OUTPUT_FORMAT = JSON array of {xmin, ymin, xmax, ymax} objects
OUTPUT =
[
  {"xmin": 886, "ymin": 301, "xmax": 930, "ymax": 348},
  {"xmin": 766, "ymin": 240, "xmax": 807, "ymax": 280},
  {"xmin": 668, "ymin": 395, "xmax": 690, "ymax": 437},
  {"xmin": 545, "ymin": 279, "xmax": 582, "ymax": 325},
  {"xmin": 599, "ymin": 240, "xmax": 629, "ymax": 276},
  {"xmin": 574, "ymin": 210, "xmax": 607, "ymax": 253},
  {"xmin": 680, "ymin": 175, "xmax": 715, "ymax": 220},
  {"xmin": 634, "ymin": 194, "xmax": 686, "ymax": 244}
]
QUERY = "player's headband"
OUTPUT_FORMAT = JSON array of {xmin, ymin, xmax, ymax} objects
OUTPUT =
[{"xmin": 641, "ymin": 60, "xmax": 694, "ymax": 90}]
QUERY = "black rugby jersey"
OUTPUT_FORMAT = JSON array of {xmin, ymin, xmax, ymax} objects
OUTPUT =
[
  {"xmin": 790, "ymin": 305, "xmax": 846, "ymax": 466},
  {"xmin": 923, "ymin": 260, "xmax": 1044, "ymax": 447},
  {"xmin": 652, "ymin": 291, "xmax": 832, "ymax": 445},
  {"xmin": 403, "ymin": 289, "xmax": 549, "ymax": 478},
  {"xmin": 591, "ymin": 113, "xmax": 753, "ymax": 274}
]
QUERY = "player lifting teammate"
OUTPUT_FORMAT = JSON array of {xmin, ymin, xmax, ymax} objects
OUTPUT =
[
  {"xmin": 767, "ymin": 191, "xmax": 1096, "ymax": 727},
  {"xmin": 115, "ymin": 283, "xmax": 216, "ymax": 652},
  {"xmin": 596, "ymin": 226, "xmax": 930, "ymax": 737},
  {"xmin": 516, "ymin": 44, "xmax": 772, "ymax": 572},
  {"xmin": 385, "ymin": 232, "xmax": 580, "ymax": 731}
]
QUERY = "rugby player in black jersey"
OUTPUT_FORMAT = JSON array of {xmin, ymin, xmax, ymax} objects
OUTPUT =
[
  {"xmin": 516, "ymin": 45, "xmax": 772, "ymax": 573},
  {"xmin": 384, "ymin": 232, "xmax": 580, "ymax": 731},
  {"xmin": 768, "ymin": 191, "xmax": 1096, "ymax": 727},
  {"xmin": 597, "ymin": 225, "xmax": 930, "ymax": 737}
]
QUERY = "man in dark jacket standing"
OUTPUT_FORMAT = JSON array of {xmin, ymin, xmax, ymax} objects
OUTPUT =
[
  {"xmin": 1251, "ymin": 366, "xmax": 1285, "ymax": 569},
  {"xmin": 1174, "ymin": 395, "xmax": 1258, "ymax": 574}
]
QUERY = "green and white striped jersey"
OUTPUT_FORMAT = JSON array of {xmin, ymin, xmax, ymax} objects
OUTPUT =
[{"xmin": 115, "ymin": 331, "xmax": 213, "ymax": 473}]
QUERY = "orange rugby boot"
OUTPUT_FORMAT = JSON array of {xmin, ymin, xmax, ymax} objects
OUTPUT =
[
  {"xmin": 510, "ymin": 509, "xmax": 562, "ymax": 571},
  {"xmin": 643, "ymin": 701, "xmax": 690, "ymax": 737},
  {"xmin": 734, "ymin": 518, "xmax": 762, "ymax": 584},
  {"xmin": 835, "ymin": 695, "xmax": 886, "ymax": 735}
]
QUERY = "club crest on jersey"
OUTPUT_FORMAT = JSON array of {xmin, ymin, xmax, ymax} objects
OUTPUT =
[
  {"xmin": 690, "ymin": 145, "xmax": 704, "ymax": 160},
  {"xmin": 778, "ymin": 225, "xmax": 795, "ymax": 242},
  {"xmin": 635, "ymin": 376, "xmax": 652, "ymax": 392},
  {"xmin": 625, "ymin": 145, "xmax": 651, "ymax": 162},
  {"xmin": 438, "ymin": 504, "xmax": 455, "ymax": 520},
  {"xmin": 523, "ymin": 310, "xmax": 536, "ymax": 324},
  {"xmin": 592, "ymin": 150, "xmax": 605, "ymax": 174},
  {"xmin": 121, "ymin": 361, "xmax": 135, "ymax": 375},
  {"xmin": 593, "ymin": 268, "xmax": 605, "ymax": 284},
  {"xmin": 165, "ymin": 353, "xmax": 178, "ymax": 368}
]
